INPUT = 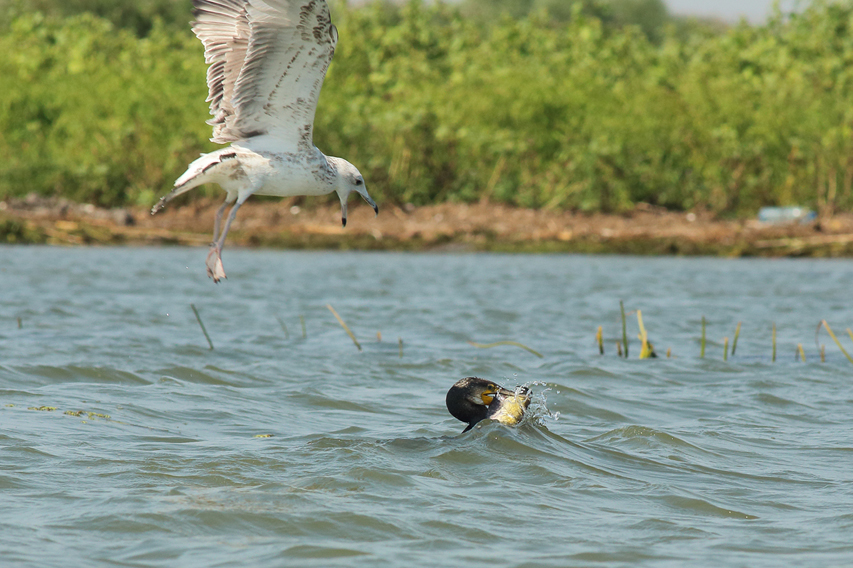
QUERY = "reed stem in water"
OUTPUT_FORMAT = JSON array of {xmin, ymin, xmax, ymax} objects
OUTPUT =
[
  {"xmin": 797, "ymin": 343, "xmax": 806, "ymax": 362},
  {"xmin": 732, "ymin": 322, "xmax": 741, "ymax": 356},
  {"xmin": 819, "ymin": 320, "xmax": 853, "ymax": 365},
  {"xmin": 300, "ymin": 315, "xmax": 306, "ymax": 338},
  {"xmin": 326, "ymin": 304, "xmax": 362, "ymax": 351},
  {"xmin": 616, "ymin": 341, "xmax": 623, "ymax": 358},
  {"xmin": 276, "ymin": 317, "xmax": 289, "ymax": 339},
  {"xmin": 596, "ymin": 326, "xmax": 604, "ymax": 355},
  {"xmin": 772, "ymin": 323, "xmax": 776, "ymax": 362},
  {"xmin": 398, "ymin": 337, "xmax": 403, "ymax": 358},
  {"xmin": 17, "ymin": 317, "xmax": 22, "ymax": 329},
  {"xmin": 620, "ymin": 301, "xmax": 628, "ymax": 358},
  {"xmin": 724, "ymin": 337, "xmax": 729, "ymax": 361},
  {"xmin": 190, "ymin": 304, "xmax": 214, "ymax": 350},
  {"xmin": 821, "ymin": 345, "xmax": 826, "ymax": 363},
  {"xmin": 637, "ymin": 311, "xmax": 652, "ymax": 359}
]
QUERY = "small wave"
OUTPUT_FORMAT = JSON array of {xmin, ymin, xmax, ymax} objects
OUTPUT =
[
  {"xmin": 659, "ymin": 494, "xmax": 758, "ymax": 519},
  {"xmin": 2, "ymin": 364, "xmax": 150, "ymax": 387}
]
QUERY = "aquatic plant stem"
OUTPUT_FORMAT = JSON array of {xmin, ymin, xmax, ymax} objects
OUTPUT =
[
  {"xmin": 300, "ymin": 315, "xmax": 306, "ymax": 338},
  {"xmin": 637, "ymin": 311, "xmax": 651, "ymax": 359},
  {"xmin": 398, "ymin": 337, "xmax": 403, "ymax": 358},
  {"xmin": 468, "ymin": 340, "xmax": 544, "ymax": 358},
  {"xmin": 797, "ymin": 344, "xmax": 806, "ymax": 362},
  {"xmin": 326, "ymin": 304, "xmax": 362, "ymax": 352},
  {"xmin": 819, "ymin": 320, "xmax": 853, "ymax": 365},
  {"xmin": 724, "ymin": 337, "xmax": 729, "ymax": 361},
  {"xmin": 190, "ymin": 303, "xmax": 214, "ymax": 350},
  {"xmin": 596, "ymin": 326, "xmax": 604, "ymax": 355},
  {"xmin": 772, "ymin": 323, "xmax": 776, "ymax": 362},
  {"xmin": 732, "ymin": 322, "xmax": 741, "ymax": 355},
  {"xmin": 276, "ymin": 317, "xmax": 289, "ymax": 339}
]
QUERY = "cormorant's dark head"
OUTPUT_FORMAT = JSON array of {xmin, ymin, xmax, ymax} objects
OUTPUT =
[{"xmin": 446, "ymin": 377, "xmax": 515, "ymax": 432}]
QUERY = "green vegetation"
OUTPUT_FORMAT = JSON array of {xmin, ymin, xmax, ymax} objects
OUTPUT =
[
  {"xmin": 0, "ymin": 10, "xmax": 208, "ymax": 206},
  {"xmin": 1, "ymin": 0, "xmax": 852, "ymax": 215},
  {"xmin": 460, "ymin": 0, "xmax": 673, "ymax": 42}
]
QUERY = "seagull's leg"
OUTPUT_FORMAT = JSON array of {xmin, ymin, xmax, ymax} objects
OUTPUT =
[
  {"xmin": 206, "ymin": 197, "xmax": 246, "ymax": 283},
  {"xmin": 211, "ymin": 198, "xmax": 230, "ymax": 243}
]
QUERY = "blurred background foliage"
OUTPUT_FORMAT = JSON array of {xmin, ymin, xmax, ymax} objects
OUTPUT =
[{"xmin": 1, "ymin": 0, "xmax": 852, "ymax": 215}]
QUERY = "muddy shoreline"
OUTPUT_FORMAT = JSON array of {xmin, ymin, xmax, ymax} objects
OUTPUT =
[{"xmin": 3, "ymin": 195, "xmax": 853, "ymax": 257}]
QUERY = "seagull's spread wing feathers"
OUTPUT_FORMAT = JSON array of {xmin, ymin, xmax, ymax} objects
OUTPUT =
[
  {"xmin": 192, "ymin": 0, "xmax": 338, "ymax": 148},
  {"xmin": 192, "ymin": 0, "xmax": 251, "ymax": 142}
]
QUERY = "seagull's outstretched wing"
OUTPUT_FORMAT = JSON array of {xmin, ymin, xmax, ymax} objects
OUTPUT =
[{"xmin": 192, "ymin": 0, "xmax": 338, "ymax": 148}]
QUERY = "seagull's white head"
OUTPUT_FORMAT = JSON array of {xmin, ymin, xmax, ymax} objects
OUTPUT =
[{"xmin": 332, "ymin": 158, "xmax": 378, "ymax": 227}]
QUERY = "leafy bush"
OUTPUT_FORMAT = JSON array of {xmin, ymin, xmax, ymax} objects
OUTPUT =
[
  {"xmin": 0, "ymin": 12, "xmax": 211, "ymax": 206},
  {"xmin": 1, "ymin": 0, "xmax": 852, "ymax": 214}
]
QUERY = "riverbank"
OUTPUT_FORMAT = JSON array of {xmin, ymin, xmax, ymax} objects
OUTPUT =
[{"xmin": 3, "ymin": 195, "xmax": 853, "ymax": 257}]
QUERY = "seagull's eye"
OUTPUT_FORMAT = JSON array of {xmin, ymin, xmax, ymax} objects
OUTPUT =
[{"xmin": 355, "ymin": 179, "xmax": 363, "ymax": 186}]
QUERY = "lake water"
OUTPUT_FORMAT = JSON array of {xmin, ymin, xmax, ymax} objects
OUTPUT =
[{"xmin": 2, "ymin": 246, "xmax": 852, "ymax": 567}]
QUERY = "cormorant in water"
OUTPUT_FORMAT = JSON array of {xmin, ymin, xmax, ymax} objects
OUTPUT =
[{"xmin": 445, "ymin": 377, "xmax": 531, "ymax": 433}]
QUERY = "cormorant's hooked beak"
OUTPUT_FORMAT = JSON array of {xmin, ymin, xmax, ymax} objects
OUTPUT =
[{"xmin": 476, "ymin": 384, "xmax": 515, "ymax": 406}]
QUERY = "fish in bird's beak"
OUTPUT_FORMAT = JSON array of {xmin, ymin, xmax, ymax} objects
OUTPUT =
[
  {"xmin": 488, "ymin": 386, "xmax": 531, "ymax": 426},
  {"xmin": 446, "ymin": 377, "xmax": 531, "ymax": 432}
]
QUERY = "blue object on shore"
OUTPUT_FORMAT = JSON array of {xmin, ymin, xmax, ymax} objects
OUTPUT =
[{"xmin": 757, "ymin": 206, "xmax": 817, "ymax": 224}]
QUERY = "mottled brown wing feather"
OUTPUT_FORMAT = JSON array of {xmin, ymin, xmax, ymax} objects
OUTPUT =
[
  {"xmin": 191, "ymin": 0, "xmax": 338, "ymax": 148},
  {"xmin": 191, "ymin": 0, "xmax": 251, "ymax": 143}
]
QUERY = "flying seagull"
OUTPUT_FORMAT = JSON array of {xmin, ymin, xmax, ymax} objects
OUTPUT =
[{"xmin": 151, "ymin": 0, "xmax": 378, "ymax": 282}]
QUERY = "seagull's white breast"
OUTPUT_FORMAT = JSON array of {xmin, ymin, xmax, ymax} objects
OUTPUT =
[{"xmin": 227, "ymin": 139, "xmax": 335, "ymax": 198}]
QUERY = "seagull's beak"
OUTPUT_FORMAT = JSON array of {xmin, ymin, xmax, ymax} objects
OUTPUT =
[{"xmin": 358, "ymin": 188, "xmax": 379, "ymax": 216}]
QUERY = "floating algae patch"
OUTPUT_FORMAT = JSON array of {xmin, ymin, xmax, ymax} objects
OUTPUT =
[
  {"xmin": 253, "ymin": 434, "xmax": 273, "ymax": 438},
  {"xmin": 22, "ymin": 405, "xmax": 113, "ymax": 422},
  {"xmin": 62, "ymin": 410, "xmax": 110, "ymax": 419}
]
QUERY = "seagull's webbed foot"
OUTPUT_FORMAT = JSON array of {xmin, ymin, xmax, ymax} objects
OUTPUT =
[{"xmin": 206, "ymin": 244, "xmax": 227, "ymax": 283}]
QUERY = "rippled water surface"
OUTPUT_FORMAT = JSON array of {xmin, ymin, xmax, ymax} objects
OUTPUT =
[{"xmin": 2, "ymin": 246, "xmax": 853, "ymax": 567}]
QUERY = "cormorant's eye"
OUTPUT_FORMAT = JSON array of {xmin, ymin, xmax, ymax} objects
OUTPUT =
[{"xmin": 355, "ymin": 178, "xmax": 363, "ymax": 186}]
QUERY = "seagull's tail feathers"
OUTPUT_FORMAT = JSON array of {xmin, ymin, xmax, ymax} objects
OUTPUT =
[{"xmin": 151, "ymin": 151, "xmax": 236, "ymax": 215}]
